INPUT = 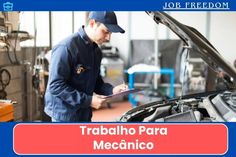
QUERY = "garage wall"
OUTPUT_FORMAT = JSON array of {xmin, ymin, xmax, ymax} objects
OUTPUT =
[
  {"xmin": 8, "ymin": 11, "xmax": 236, "ymax": 69},
  {"xmin": 209, "ymin": 12, "xmax": 236, "ymax": 65},
  {"xmin": 111, "ymin": 11, "xmax": 236, "ymax": 67},
  {"xmin": 19, "ymin": 11, "xmax": 236, "ymax": 66},
  {"xmin": 51, "ymin": 12, "xmax": 73, "ymax": 46},
  {"xmin": 20, "ymin": 12, "xmax": 50, "ymax": 47},
  {"xmin": 110, "ymin": 12, "xmax": 130, "ymax": 66},
  {"xmin": 169, "ymin": 12, "xmax": 207, "ymax": 38},
  {"xmin": 110, "ymin": 12, "xmax": 208, "ymax": 66}
]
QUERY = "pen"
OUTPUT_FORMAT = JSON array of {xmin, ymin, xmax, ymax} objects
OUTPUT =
[{"xmin": 123, "ymin": 80, "xmax": 128, "ymax": 90}]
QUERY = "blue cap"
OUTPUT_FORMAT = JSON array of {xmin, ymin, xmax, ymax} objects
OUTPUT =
[{"xmin": 88, "ymin": 11, "xmax": 125, "ymax": 34}]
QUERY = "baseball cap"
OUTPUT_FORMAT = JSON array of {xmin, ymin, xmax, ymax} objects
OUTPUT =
[{"xmin": 88, "ymin": 11, "xmax": 125, "ymax": 33}]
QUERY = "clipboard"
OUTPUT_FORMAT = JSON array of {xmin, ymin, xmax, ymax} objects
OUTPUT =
[{"xmin": 104, "ymin": 89, "xmax": 141, "ymax": 99}]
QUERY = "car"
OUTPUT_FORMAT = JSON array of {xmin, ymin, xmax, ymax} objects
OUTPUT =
[{"xmin": 119, "ymin": 12, "xmax": 236, "ymax": 122}]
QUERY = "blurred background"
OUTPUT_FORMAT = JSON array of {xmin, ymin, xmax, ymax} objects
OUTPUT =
[{"xmin": 0, "ymin": 11, "xmax": 236, "ymax": 122}]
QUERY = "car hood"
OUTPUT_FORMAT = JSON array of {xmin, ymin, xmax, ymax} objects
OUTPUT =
[{"xmin": 146, "ymin": 11, "xmax": 236, "ymax": 85}]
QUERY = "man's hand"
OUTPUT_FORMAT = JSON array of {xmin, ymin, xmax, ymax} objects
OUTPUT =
[
  {"xmin": 91, "ymin": 95, "xmax": 107, "ymax": 109},
  {"xmin": 112, "ymin": 84, "xmax": 128, "ymax": 94}
]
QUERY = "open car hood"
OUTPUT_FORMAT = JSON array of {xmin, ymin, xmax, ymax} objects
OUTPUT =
[{"xmin": 146, "ymin": 11, "xmax": 236, "ymax": 85}]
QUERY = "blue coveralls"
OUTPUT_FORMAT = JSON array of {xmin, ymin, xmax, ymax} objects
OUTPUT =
[{"xmin": 44, "ymin": 26, "xmax": 113, "ymax": 122}]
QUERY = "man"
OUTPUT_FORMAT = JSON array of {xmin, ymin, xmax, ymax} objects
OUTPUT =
[{"xmin": 44, "ymin": 11, "xmax": 127, "ymax": 122}]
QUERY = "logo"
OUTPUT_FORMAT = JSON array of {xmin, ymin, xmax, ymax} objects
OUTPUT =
[
  {"xmin": 76, "ymin": 64, "xmax": 86, "ymax": 74},
  {"xmin": 3, "ymin": 2, "xmax": 13, "ymax": 11}
]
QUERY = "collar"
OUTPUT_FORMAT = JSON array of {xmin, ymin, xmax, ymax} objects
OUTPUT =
[{"xmin": 78, "ymin": 26, "xmax": 93, "ymax": 45}]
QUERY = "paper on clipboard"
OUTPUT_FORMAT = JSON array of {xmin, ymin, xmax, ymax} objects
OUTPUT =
[{"xmin": 104, "ymin": 89, "xmax": 141, "ymax": 99}]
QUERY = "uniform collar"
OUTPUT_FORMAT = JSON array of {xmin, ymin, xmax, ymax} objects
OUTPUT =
[{"xmin": 78, "ymin": 26, "xmax": 93, "ymax": 45}]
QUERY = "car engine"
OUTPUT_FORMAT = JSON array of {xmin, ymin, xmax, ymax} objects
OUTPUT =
[{"xmin": 119, "ymin": 91, "xmax": 236, "ymax": 122}]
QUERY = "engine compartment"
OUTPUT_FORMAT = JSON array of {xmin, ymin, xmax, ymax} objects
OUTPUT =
[{"xmin": 119, "ymin": 91, "xmax": 236, "ymax": 122}]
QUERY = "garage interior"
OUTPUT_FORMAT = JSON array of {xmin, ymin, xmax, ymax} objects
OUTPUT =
[{"xmin": 0, "ymin": 11, "xmax": 236, "ymax": 122}]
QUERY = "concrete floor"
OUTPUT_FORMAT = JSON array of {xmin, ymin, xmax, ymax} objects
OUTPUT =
[{"xmin": 92, "ymin": 101, "xmax": 132, "ymax": 122}]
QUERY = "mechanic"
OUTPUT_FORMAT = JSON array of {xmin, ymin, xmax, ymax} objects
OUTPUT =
[{"xmin": 44, "ymin": 11, "xmax": 127, "ymax": 122}]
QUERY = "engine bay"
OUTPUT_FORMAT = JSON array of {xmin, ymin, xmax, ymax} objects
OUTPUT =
[{"xmin": 119, "ymin": 91, "xmax": 236, "ymax": 122}]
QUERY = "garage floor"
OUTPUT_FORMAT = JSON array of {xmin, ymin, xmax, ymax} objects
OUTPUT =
[{"xmin": 92, "ymin": 101, "xmax": 132, "ymax": 122}]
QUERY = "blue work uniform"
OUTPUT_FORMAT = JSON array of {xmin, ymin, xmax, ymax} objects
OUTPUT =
[{"xmin": 44, "ymin": 26, "xmax": 113, "ymax": 122}]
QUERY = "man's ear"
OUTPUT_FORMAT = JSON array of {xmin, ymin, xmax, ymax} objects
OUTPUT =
[{"xmin": 88, "ymin": 19, "xmax": 96, "ymax": 28}]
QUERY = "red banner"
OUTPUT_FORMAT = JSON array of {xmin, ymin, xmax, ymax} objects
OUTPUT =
[{"xmin": 13, "ymin": 123, "xmax": 228, "ymax": 155}]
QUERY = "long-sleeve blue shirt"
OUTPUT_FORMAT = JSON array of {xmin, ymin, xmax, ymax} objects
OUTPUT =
[{"xmin": 44, "ymin": 26, "xmax": 113, "ymax": 122}]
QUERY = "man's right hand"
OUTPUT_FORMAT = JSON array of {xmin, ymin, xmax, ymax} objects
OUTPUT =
[{"xmin": 91, "ymin": 95, "xmax": 107, "ymax": 109}]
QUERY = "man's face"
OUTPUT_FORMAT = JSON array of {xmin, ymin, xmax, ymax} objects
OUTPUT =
[{"xmin": 93, "ymin": 22, "xmax": 112, "ymax": 45}]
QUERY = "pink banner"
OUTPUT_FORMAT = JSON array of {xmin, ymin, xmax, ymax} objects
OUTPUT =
[{"xmin": 13, "ymin": 123, "xmax": 228, "ymax": 155}]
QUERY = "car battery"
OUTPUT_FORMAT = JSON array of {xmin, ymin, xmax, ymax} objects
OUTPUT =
[{"xmin": 0, "ymin": 101, "xmax": 14, "ymax": 122}]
